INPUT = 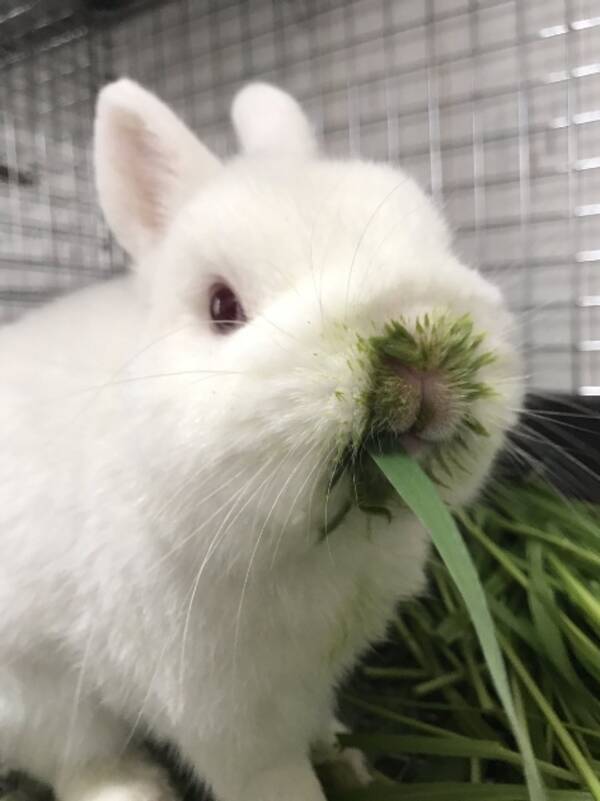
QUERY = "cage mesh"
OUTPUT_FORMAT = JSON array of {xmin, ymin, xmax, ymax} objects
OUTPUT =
[{"xmin": 1, "ymin": 0, "xmax": 600, "ymax": 394}]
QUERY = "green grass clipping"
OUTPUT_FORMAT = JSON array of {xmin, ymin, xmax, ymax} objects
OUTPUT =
[{"xmin": 369, "ymin": 450, "xmax": 548, "ymax": 801}]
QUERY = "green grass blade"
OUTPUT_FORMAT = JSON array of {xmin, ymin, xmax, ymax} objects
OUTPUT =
[
  {"xmin": 361, "ymin": 666, "xmax": 428, "ymax": 680},
  {"xmin": 547, "ymin": 553, "xmax": 600, "ymax": 629},
  {"xmin": 501, "ymin": 636, "xmax": 600, "ymax": 799},
  {"xmin": 527, "ymin": 541, "xmax": 579, "ymax": 684},
  {"xmin": 488, "ymin": 597, "xmax": 540, "ymax": 645},
  {"xmin": 370, "ymin": 451, "xmax": 547, "ymax": 801},
  {"xmin": 557, "ymin": 614, "xmax": 600, "ymax": 686},
  {"xmin": 342, "ymin": 695, "xmax": 464, "ymax": 738},
  {"xmin": 459, "ymin": 510, "xmax": 530, "ymax": 588},
  {"xmin": 339, "ymin": 733, "xmax": 576, "ymax": 782},
  {"xmin": 498, "ymin": 520, "xmax": 600, "ymax": 572},
  {"xmin": 328, "ymin": 784, "xmax": 594, "ymax": 801}
]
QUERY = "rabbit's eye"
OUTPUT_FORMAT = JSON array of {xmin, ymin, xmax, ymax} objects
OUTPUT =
[{"xmin": 209, "ymin": 282, "xmax": 246, "ymax": 333}]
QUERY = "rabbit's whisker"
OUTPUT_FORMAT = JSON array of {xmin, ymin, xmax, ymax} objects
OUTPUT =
[
  {"xmin": 232, "ymin": 438, "xmax": 322, "ymax": 671},
  {"xmin": 344, "ymin": 179, "xmax": 409, "ymax": 319},
  {"xmin": 177, "ymin": 456, "xmax": 281, "ymax": 699}
]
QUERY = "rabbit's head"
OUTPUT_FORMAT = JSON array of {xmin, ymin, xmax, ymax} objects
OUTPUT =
[{"xmin": 94, "ymin": 80, "xmax": 523, "ymax": 563}]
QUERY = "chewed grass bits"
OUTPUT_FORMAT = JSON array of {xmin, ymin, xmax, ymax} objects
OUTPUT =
[{"xmin": 322, "ymin": 312, "xmax": 497, "ymax": 536}]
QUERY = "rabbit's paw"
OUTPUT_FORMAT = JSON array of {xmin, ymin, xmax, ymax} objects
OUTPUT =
[
  {"xmin": 312, "ymin": 723, "xmax": 371, "ymax": 793},
  {"xmin": 314, "ymin": 746, "xmax": 371, "ymax": 793},
  {"xmin": 58, "ymin": 756, "xmax": 176, "ymax": 801}
]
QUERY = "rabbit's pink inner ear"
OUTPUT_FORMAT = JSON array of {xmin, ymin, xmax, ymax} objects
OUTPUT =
[
  {"xmin": 116, "ymin": 118, "xmax": 166, "ymax": 236},
  {"xmin": 231, "ymin": 82, "xmax": 318, "ymax": 157},
  {"xmin": 94, "ymin": 79, "xmax": 221, "ymax": 263}
]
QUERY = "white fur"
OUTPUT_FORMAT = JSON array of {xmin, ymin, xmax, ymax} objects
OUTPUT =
[
  {"xmin": 0, "ymin": 80, "xmax": 524, "ymax": 801},
  {"xmin": 231, "ymin": 83, "xmax": 317, "ymax": 156}
]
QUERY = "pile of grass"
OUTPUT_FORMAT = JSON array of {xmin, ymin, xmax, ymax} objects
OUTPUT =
[{"xmin": 334, "ymin": 478, "xmax": 600, "ymax": 801}]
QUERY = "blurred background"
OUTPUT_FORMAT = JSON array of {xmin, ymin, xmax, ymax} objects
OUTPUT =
[{"xmin": 1, "ymin": 0, "xmax": 600, "ymax": 398}]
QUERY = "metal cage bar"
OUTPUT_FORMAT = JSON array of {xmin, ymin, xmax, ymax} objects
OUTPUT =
[{"xmin": 1, "ymin": 0, "xmax": 600, "ymax": 394}]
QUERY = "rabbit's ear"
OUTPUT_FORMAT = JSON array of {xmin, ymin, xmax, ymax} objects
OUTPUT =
[
  {"xmin": 231, "ymin": 83, "xmax": 318, "ymax": 157},
  {"xmin": 94, "ymin": 79, "xmax": 221, "ymax": 261}
]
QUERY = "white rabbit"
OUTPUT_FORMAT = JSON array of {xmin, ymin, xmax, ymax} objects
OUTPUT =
[{"xmin": 0, "ymin": 79, "xmax": 523, "ymax": 801}]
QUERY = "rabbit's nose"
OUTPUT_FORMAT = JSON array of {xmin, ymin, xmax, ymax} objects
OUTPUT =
[{"xmin": 383, "ymin": 361, "xmax": 456, "ymax": 448}]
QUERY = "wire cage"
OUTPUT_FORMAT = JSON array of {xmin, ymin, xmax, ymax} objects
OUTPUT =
[{"xmin": 2, "ymin": 0, "xmax": 600, "ymax": 399}]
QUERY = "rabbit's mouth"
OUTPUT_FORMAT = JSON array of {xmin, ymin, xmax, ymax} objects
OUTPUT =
[
  {"xmin": 319, "ymin": 313, "xmax": 497, "ymax": 536},
  {"xmin": 319, "ymin": 430, "xmax": 430, "ymax": 538}
]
